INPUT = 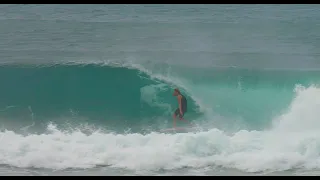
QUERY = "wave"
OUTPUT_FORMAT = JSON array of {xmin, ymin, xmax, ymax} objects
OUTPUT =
[
  {"xmin": 1, "ymin": 62, "xmax": 320, "ymax": 132},
  {"xmin": 1, "ymin": 62, "xmax": 320, "ymax": 173},
  {"xmin": 1, "ymin": 85, "xmax": 320, "ymax": 173},
  {"xmin": 0, "ymin": 63, "xmax": 201, "ymax": 133}
]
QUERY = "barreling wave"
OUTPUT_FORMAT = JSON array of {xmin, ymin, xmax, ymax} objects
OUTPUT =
[
  {"xmin": 2, "ymin": 62, "xmax": 320, "ymax": 173},
  {"xmin": 0, "ymin": 62, "xmax": 201, "ymax": 133},
  {"xmin": 1, "ymin": 61, "xmax": 320, "ymax": 133}
]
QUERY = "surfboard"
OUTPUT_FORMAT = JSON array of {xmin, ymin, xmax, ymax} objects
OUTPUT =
[{"xmin": 159, "ymin": 127, "xmax": 198, "ymax": 133}]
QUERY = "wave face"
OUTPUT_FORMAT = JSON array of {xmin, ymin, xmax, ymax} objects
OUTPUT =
[
  {"xmin": 0, "ymin": 63, "xmax": 201, "ymax": 133},
  {"xmin": 1, "ymin": 62, "xmax": 320, "ymax": 133}
]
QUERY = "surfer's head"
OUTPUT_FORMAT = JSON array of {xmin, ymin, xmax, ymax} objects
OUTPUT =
[{"xmin": 173, "ymin": 88, "xmax": 181, "ymax": 96}]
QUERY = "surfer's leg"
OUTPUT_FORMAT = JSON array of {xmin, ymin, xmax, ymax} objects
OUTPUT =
[
  {"xmin": 173, "ymin": 109, "xmax": 179, "ymax": 128},
  {"xmin": 173, "ymin": 115, "xmax": 177, "ymax": 128}
]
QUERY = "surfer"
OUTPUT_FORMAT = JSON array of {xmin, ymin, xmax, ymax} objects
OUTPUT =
[{"xmin": 172, "ymin": 88, "xmax": 191, "ymax": 128}]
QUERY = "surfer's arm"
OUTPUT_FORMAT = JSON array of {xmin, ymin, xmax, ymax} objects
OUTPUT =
[{"xmin": 178, "ymin": 96, "xmax": 183, "ymax": 114}]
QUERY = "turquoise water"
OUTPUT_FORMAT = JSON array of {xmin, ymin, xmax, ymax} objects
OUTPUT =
[{"xmin": 1, "ymin": 4, "xmax": 320, "ymax": 176}]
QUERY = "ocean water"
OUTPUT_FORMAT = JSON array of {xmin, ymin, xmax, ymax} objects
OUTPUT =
[{"xmin": 0, "ymin": 4, "xmax": 320, "ymax": 176}]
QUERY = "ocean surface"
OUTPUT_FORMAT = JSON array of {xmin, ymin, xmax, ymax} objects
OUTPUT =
[{"xmin": 0, "ymin": 4, "xmax": 320, "ymax": 176}]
